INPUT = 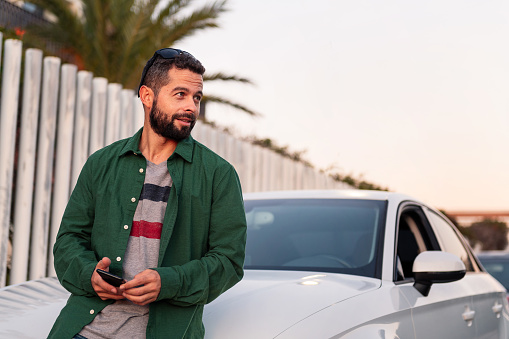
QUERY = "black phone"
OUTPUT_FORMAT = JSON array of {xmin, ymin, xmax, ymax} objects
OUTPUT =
[{"xmin": 96, "ymin": 269, "xmax": 126, "ymax": 287}]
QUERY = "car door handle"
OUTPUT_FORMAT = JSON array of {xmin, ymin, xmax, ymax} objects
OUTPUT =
[
  {"xmin": 492, "ymin": 302, "xmax": 503, "ymax": 318},
  {"xmin": 462, "ymin": 306, "xmax": 475, "ymax": 327}
]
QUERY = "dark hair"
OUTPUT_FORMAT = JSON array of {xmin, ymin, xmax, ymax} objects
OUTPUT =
[{"xmin": 140, "ymin": 51, "xmax": 205, "ymax": 97}]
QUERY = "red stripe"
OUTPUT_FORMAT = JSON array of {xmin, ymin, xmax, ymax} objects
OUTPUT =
[{"xmin": 131, "ymin": 220, "xmax": 162, "ymax": 239}]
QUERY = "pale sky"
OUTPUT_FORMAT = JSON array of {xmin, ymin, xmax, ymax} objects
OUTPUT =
[{"xmin": 178, "ymin": 0, "xmax": 509, "ymax": 212}]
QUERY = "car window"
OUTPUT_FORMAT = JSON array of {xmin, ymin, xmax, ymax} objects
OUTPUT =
[
  {"xmin": 478, "ymin": 257, "xmax": 509, "ymax": 290},
  {"xmin": 243, "ymin": 199, "xmax": 387, "ymax": 278},
  {"xmin": 395, "ymin": 206, "xmax": 434, "ymax": 281},
  {"xmin": 426, "ymin": 210, "xmax": 475, "ymax": 272}
]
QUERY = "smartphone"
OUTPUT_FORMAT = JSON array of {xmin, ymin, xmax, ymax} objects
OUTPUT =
[{"xmin": 96, "ymin": 269, "xmax": 126, "ymax": 287}]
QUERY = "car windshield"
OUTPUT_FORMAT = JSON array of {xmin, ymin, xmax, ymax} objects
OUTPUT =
[{"xmin": 244, "ymin": 198, "xmax": 387, "ymax": 278}]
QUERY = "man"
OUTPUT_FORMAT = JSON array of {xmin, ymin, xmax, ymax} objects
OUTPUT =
[{"xmin": 49, "ymin": 49, "xmax": 247, "ymax": 338}]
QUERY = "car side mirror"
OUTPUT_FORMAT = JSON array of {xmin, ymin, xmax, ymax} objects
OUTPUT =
[{"xmin": 412, "ymin": 251, "xmax": 466, "ymax": 296}]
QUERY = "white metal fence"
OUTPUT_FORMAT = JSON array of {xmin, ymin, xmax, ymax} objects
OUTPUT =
[{"xmin": 0, "ymin": 36, "xmax": 350, "ymax": 287}]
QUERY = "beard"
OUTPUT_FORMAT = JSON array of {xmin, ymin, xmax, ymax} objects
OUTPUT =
[{"xmin": 149, "ymin": 100, "xmax": 196, "ymax": 141}]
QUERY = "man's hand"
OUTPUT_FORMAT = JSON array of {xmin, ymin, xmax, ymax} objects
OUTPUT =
[
  {"xmin": 120, "ymin": 269, "xmax": 161, "ymax": 306},
  {"xmin": 91, "ymin": 257, "xmax": 125, "ymax": 301}
]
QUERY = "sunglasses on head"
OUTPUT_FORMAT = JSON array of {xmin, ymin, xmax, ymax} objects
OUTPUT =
[{"xmin": 137, "ymin": 48, "xmax": 184, "ymax": 97}]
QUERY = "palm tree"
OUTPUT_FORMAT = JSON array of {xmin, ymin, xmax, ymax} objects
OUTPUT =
[{"xmin": 24, "ymin": 0, "xmax": 258, "ymax": 117}]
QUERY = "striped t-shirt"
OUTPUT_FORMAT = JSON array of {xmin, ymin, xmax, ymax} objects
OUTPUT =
[{"xmin": 80, "ymin": 160, "xmax": 171, "ymax": 339}]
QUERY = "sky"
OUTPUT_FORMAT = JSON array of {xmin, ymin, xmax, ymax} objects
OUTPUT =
[{"xmin": 177, "ymin": 0, "xmax": 509, "ymax": 212}]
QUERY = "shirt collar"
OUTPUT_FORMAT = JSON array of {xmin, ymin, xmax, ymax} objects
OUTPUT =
[
  {"xmin": 173, "ymin": 135, "xmax": 194, "ymax": 163},
  {"xmin": 119, "ymin": 127, "xmax": 194, "ymax": 163}
]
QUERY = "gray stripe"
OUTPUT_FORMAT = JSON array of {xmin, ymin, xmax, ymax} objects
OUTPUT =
[{"xmin": 133, "ymin": 200, "xmax": 167, "ymax": 223}]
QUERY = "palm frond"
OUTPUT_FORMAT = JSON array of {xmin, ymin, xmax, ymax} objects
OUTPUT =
[
  {"xmin": 158, "ymin": 1, "xmax": 228, "ymax": 46},
  {"xmin": 204, "ymin": 72, "xmax": 254, "ymax": 84},
  {"xmin": 24, "ymin": 0, "xmax": 257, "ymax": 118},
  {"xmin": 25, "ymin": 0, "xmax": 87, "ymax": 64},
  {"xmin": 203, "ymin": 95, "xmax": 260, "ymax": 117},
  {"xmin": 154, "ymin": 0, "xmax": 193, "ymax": 26}
]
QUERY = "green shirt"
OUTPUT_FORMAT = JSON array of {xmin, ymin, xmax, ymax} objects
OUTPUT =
[{"xmin": 49, "ymin": 128, "xmax": 247, "ymax": 339}]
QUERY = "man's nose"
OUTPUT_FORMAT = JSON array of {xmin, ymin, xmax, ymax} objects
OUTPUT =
[{"xmin": 184, "ymin": 97, "xmax": 199, "ymax": 113}]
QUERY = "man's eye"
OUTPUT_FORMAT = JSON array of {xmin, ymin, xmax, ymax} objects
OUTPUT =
[
  {"xmin": 176, "ymin": 92, "xmax": 185, "ymax": 97},
  {"xmin": 194, "ymin": 96, "xmax": 202, "ymax": 102}
]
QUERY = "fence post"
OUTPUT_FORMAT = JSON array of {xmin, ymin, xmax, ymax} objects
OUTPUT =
[
  {"xmin": 241, "ymin": 142, "xmax": 254, "ymax": 192},
  {"xmin": 120, "ymin": 89, "xmax": 135, "ymax": 139},
  {"xmin": 208, "ymin": 126, "xmax": 218, "ymax": 153},
  {"xmin": 215, "ymin": 131, "xmax": 226, "ymax": 159},
  {"xmin": 232, "ymin": 138, "xmax": 246, "ymax": 189},
  {"xmin": 0, "ymin": 39, "xmax": 22, "ymax": 287},
  {"xmin": 89, "ymin": 77, "xmax": 108, "ymax": 155},
  {"xmin": 199, "ymin": 123, "xmax": 211, "ymax": 147},
  {"xmin": 29, "ymin": 56, "xmax": 61, "ymax": 281},
  {"xmin": 252, "ymin": 146, "xmax": 263, "ymax": 192},
  {"xmin": 71, "ymin": 71, "xmax": 93, "ymax": 191},
  {"xmin": 192, "ymin": 121, "xmax": 202, "ymax": 141},
  {"xmin": 132, "ymin": 95, "xmax": 144, "ymax": 134},
  {"xmin": 10, "ymin": 48, "xmax": 43, "ymax": 284},
  {"xmin": 261, "ymin": 148, "xmax": 271, "ymax": 192},
  {"xmin": 48, "ymin": 64, "xmax": 78, "ymax": 277},
  {"xmin": 104, "ymin": 83, "xmax": 122, "ymax": 146}
]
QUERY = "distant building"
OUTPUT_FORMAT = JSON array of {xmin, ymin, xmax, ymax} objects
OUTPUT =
[
  {"xmin": 0, "ymin": 0, "xmax": 81, "ymax": 64},
  {"xmin": 2, "ymin": 0, "xmax": 82, "ymax": 24},
  {"xmin": 0, "ymin": 0, "xmax": 48, "ymax": 30}
]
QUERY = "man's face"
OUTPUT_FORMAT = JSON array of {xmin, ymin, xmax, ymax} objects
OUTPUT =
[{"xmin": 149, "ymin": 68, "xmax": 203, "ymax": 141}]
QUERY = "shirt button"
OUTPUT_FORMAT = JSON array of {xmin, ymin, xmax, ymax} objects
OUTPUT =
[
  {"xmin": 139, "ymin": 168, "xmax": 144, "ymax": 173},
  {"xmin": 131, "ymin": 197, "xmax": 136, "ymax": 203},
  {"xmin": 90, "ymin": 309, "xmax": 95, "ymax": 315},
  {"xmin": 116, "ymin": 257, "xmax": 122, "ymax": 262},
  {"xmin": 124, "ymin": 225, "xmax": 129, "ymax": 230}
]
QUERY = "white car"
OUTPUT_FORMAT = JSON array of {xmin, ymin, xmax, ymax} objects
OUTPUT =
[{"xmin": 0, "ymin": 190, "xmax": 507, "ymax": 338}]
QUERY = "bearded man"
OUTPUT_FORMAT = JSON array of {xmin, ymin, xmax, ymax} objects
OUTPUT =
[{"xmin": 49, "ymin": 49, "xmax": 247, "ymax": 339}]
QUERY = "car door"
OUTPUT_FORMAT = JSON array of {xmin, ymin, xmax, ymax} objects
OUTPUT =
[
  {"xmin": 425, "ymin": 208, "xmax": 507, "ymax": 338},
  {"xmin": 394, "ymin": 203, "xmax": 476, "ymax": 339}
]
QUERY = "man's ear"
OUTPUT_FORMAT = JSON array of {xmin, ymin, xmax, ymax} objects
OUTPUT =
[{"xmin": 139, "ymin": 85, "xmax": 154, "ymax": 108}]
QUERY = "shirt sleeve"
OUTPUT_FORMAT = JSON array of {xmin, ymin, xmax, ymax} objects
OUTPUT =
[
  {"xmin": 154, "ymin": 165, "xmax": 247, "ymax": 306},
  {"xmin": 53, "ymin": 156, "xmax": 98, "ymax": 296}
]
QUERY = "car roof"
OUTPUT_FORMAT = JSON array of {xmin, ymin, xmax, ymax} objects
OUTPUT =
[{"xmin": 243, "ymin": 189, "xmax": 416, "ymax": 204}]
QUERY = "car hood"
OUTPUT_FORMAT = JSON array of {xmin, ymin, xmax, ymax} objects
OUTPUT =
[
  {"xmin": 0, "ymin": 277, "xmax": 69, "ymax": 338},
  {"xmin": 203, "ymin": 270, "xmax": 381, "ymax": 338},
  {"xmin": 0, "ymin": 272, "xmax": 380, "ymax": 338}
]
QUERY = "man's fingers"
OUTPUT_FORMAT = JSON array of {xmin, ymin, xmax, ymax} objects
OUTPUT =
[
  {"xmin": 121, "ymin": 278, "xmax": 145, "ymax": 291},
  {"xmin": 121, "ymin": 280, "xmax": 158, "ymax": 296},
  {"xmin": 92, "ymin": 257, "xmax": 119, "ymax": 296},
  {"xmin": 121, "ymin": 270, "xmax": 161, "ymax": 306},
  {"xmin": 93, "ymin": 267, "xmax": 159, "ymax": 305},
  {"xmin": 122, "ymin": 290, "xmax": 158, "ymax": 306},
  {"xmin": 97, "ymin": 291, "xmax": 125, "ymax": 301},
  {"xmin": 93, "ymin": 276, "xmax": 117, "ymax": 294},
  {"xmin": 121, "ymin": 270, "xmax": 157, "ymax": 290},
  {"xmin": 96, "ymin": 257, "xmax": 111, "ymax": 270}
]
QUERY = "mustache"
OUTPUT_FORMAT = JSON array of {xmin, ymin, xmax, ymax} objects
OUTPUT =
[{"xmin": 172, "ymin": 113, "xmax": 196, "ymax": 122}]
